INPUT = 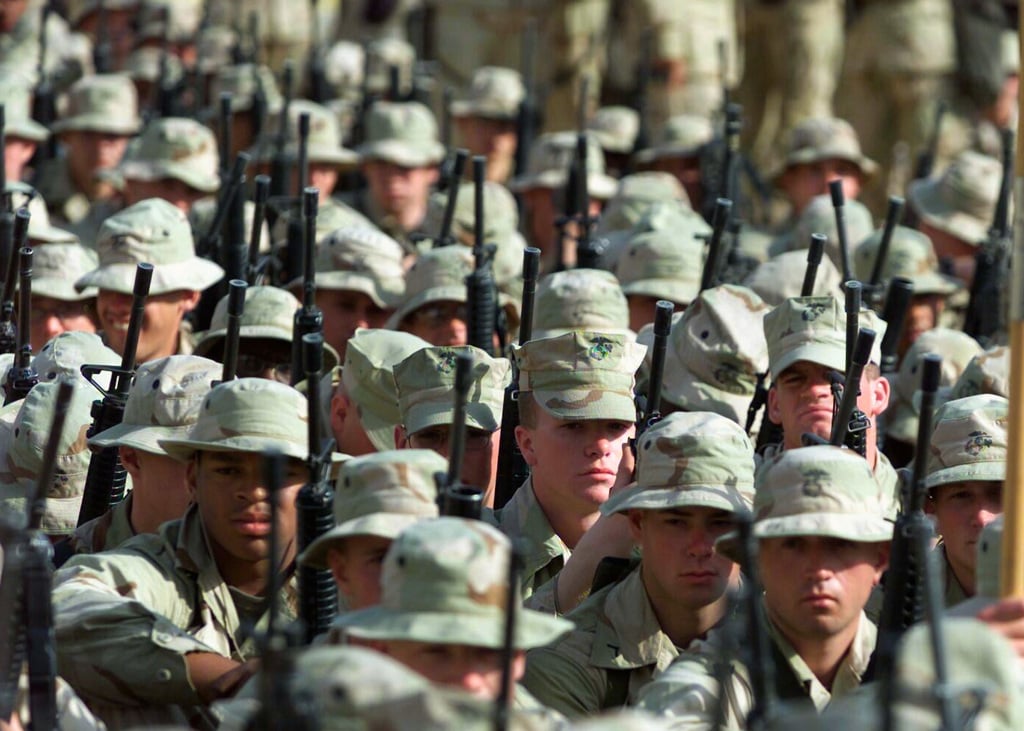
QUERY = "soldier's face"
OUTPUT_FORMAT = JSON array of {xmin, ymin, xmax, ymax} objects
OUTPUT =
[
  {"xmin": 30, "ymin": 295, "xmax": 97, "ymax": 353},
  {"xmin": 516, "ymin": 411, "xmax": 633, "ymax": 513},
  {"xmin": 63, "ymin": 131, "xmax": 131, "ymax": 181},
  {"xmin": 376, "ymin": 639, "xmax": 526, "ymax": 701},
  {"xmin": 400, "ymin": 300, "xmax": 468, "ymax": 347},
  {"xmin": 455, "ymin": 117, "xmax": 517, "ymax": 182},
  {"xmin": 628, "ymin": 507, "xmax": 740, "ymax": 613},
  {"xmin": 927, "ymin": 480, "xmax": 1003, "ymax": 594},
  {"xmin": 0, "ymin": 0, "xmax": 28, "ymax": 33},
  {"xmin": 187, "ymin": 451, "xmax": 305, "ymax": 592},
  {"xmin": 779, "ymin": 159, "xmax": 862, "ymax": 217},
  {"xmin": 405, "ymin": 425, "xmax": 500, "ymax": 501},
  {"xmin": 316, "ymin": 289, "xmax": 389, "ymax": 359},
  {"xmin": 760, "ymin": 535, "xmax": 888, "ymax": 643},
  {"xmin": 627, "ymin": 294, "xmax": 686, "ymax": 333},
  {"xmin": 362, "ymin": 161, "xmax": 438, "ymax": 224},
  {"xmin": 98, "ymin": 289, "xmax": 200, "ymax": 364},
  {"xmin": 123, "ymin": 177, "xmax": 206, "ymax": 213},
  {"xmin": 326, "ymin": 535, "xmax": 393, "ymax": 610}
]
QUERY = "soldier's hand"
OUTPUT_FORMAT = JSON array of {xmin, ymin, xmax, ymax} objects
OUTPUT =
[
  {"xmin": 187, "ymin": 652, "xmax": 259, "ymax": 704},
  {"xmin": 976, "ymin": 598, "xmax": 1024, "ymax": 657}
]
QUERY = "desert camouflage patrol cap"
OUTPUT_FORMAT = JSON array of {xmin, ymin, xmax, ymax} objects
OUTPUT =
[
  {"xmin": 193, "ymin": 285, "xmax": 340, "ymax": 370},
  {"xmin": 596, "ymin": 173, "xmax": 691, "ymax": 235},
  {"xmin": 450, "ymin": 66, "xmax": 524, "ymax": 120},
  {"xmin": 893, "ymin": 618, "xmax": 1024, "ymax": 731},
  {"xmin": 533, "ymin": 269, "xmax": 632, "ymax": 340},
  {"xmin": 508, "ymin": 131, "xmax": 618, "ymax": 199},
  {"xmin": 31, "ymin": 243, "xmax": 99, "ymax": 301},
  {"xmin": 116, "ymin": 117, "xmax": 220, "ymax": 193},
  {"xmin": 0, "ymin": 82, "xmax": 50, "ymax": 143},
  {"xmin": 88, "ymin": 355, "xmax": 220, "ymax": 454},
  {"xmin": 301, "ymin": 226, "xmax": 406, "ymax": 307},
  {"xmin": 358, "ymin": 101, "xmax": 445, "ymax": 168},
  {"xmin": 52, "ymin": 74, "xmax": 140, "ymax": 136},
  {"xmin": 640, "ymin": 284, "xmax": 770, "ymax": 424},
  {"xmin": 298, "ymin": 449, "xmax": 444, "ymax": 569},
  {"xmin": 207, "ymin": 64, "xmax": 283, "ymax": 115},
  {"xmin": 336, "ymin": 517, "xmax": 573, "ymax": 649},
  {"xmin": 763, "ymin": 296, "xmax": 887, "ymax": 379},
  {"xmin": 717, "ymin": 445, "xmax": 893, "ymax": 561},
  {"xmin": 259, "ymin": 98, "xmax": 359, "ymax": 168},
  {"xmin": 908, "ymin": 150, "xmax": 1001, "ymax": 245},
  {"xmin": 32, "ymin": 331, "xmax": 118, "ymax": 388},
  {"xmin": 772, "ymin": 116, "xmax": 878, "ymax": 181},
  {"xmin": 743, "ymin": 250, "xmax": 844, "ymax": 306},
  {"xmin": 0, "ymin": 379, "xmax": 95, "ymax": 535},
  {"xmin": 587, "ymin": 105, "xmax": 640, "ymax": 154},
  {"xmin": 514, "ymin": 331, "xmax": 646, "ymax": 422},
  {"xmin": 603, "ymin": 411, "xmax": 755, "ymax": 515},
  {"xmin": 123, "ymin": 47, "xmax": 185, "ymax": 87},
  {"xmin": 634, "ymin": 114, "xmax": 714, "ymax": 164},
  {"xmin": 772, "ymin": 193, "xmax": 875, "ymax": 267},
  {"xmin": 364, "ymin": 38, "xmax": 415, "ymax": 96},
  {"xmin": 853, "ymin": 225, "xmax": 960, "ymax": 296},
  {"xmin": 925, "ymin": 394, "xmax": 1007, "ymax": 489},
  {"xmin": 615, "ymin": 227, "xmax": 705, "ymax": 306},
  {"xmin": 950, "ymin": 345, "xmax": 1009, "ymax": 400},
  {"xmin": 76, "ymin": 197, "xmax": 225, "ymax": 295},
  {"xmin": 342, "ymin": 329, "xmax": 429, "ymax": 453},
  {"xmin": 885, "ymin": 328, "xmax": 982, "ymax": 444},
  {"xmin": 159, "ymin": 378, "xmax": 308, "ymax": 462},
  {"xmin": 394, "ymin": 345, "xmax": 511, "ymax": 435},
  {"xmin": 386, "ymin": 246, "xmax": 473, "ymax": 328}
]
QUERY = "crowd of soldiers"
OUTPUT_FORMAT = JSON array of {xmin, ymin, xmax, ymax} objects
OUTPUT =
[{"xmin": 0, "ymin": 0, "xmax": 1023, "ymax": 729}]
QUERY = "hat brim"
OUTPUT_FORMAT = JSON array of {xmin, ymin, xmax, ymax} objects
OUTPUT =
[
  {"xmin": 335, "ymin": 605, "xmax": 572, "ymax": 651},
  {"xmin": 298, "ymin": 513, "xmax": 422, "ymax": 569},
  {"xmin": 314, "ymin": 271, "xmax": 405, "ymax": 309},
  {"xmin": 602, "ymin": 483, "xmax": 750, "ymax": 516},
  {"xmin": 76, "ymin": 258, "xmax": 225, "ymax": 295},
  {"xmin": 771, "ymin": 149, "xmax": 878, "ymax": 184},
  {"xmin": 770, "ymin": 341, "xmax": 846, "ymax": 380},
  {"xmin": 508, "ymin": 169, "xmax": 618, "ymax": 200},
  {"xmin": 404, "ymin": 402, "xmax": 499, "ymax": 436},
  {"xmin": 358, "ymin": 140, "xmax": 446, "ymax": 168},
  {"xmin": 622, "ymin": 279, "xmax": 700, "ymax": 306},
  {"xmin": 53, "ymin": 117, "xmax": 141, "ymax": 136},
  {"xmin": 531, "ymin": 387, "xmax": 637, "ymax": 422},
  {"xmin": 5, "ymin": 121, "xmax": 50, "ymax": 143},
  {"xmin": 907, "ymin": 178, "xmax": 989, "ymax": 245},
  {"xmin": 89, "ymin": 422, "xmax": 194, "ymax": 453},
  {"xmin": 34, "ymin": 278, "xmax": 96, "ymax": 301},
  {"xmin": 661, "ymin": 365, "xmax": 753, "ymax": 426},
  {"xmin": 158, "ymin": 435, "xmax": 307, "ymax": 463},
  {"xmin": 193, "ymin": 327, "xmax": 340, "ymax": 371},
  {"xmin": 449, "ymin": 101, "xmax": 518, "ymax": 121},
  {"xmin": 634, "ymin": 144, "xmax": 705, "ymax": 164},
  {"xmin": 386, "ymin": 285, "xmax": 467, "ymax": 330},
  {"xmin": 120, "ymin": 161, "xmax": 220, "ymax": 194},
  {"xmin": 716, "ymin": 513, "xmax": 893, "ymax": 562},
  {"xmin": 925, "ymin": 462, "xmax": 1006, "ymax": 490}
]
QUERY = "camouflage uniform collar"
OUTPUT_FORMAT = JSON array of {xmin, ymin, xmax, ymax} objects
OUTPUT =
[
  {"xmin": 938, "ymin": 544, "xmax": 971, "ymax": 608},
  {"xmin": 766, "ymin": 609, "xmax": 876, "ymax": 711},
  {"xmin": 591, "ymin": 567, "xmax": 679, "ymax": 670},
  {"xmin": 71, "ymin": 492, "xmax": 136, "ymax": 554},
  {"xmin": 491, "ymin": 476, "xmax": 571, "ymax": 582}
]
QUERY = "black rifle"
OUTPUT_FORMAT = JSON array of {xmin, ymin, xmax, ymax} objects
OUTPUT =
[
  {"xmin": 0, "ymin": 380, "xmax": 73, "ymax": 728},
  {"xmin": 820, "ymin": 328, "xmax": 876, "ymax": 453},
  {"xmin": 866, "ymin": 197, "xmax": 906, "ymax": 308},
  {"xmin": 699, "ymin": 198, "xmax": 733, "ymax": 291},
  {"xmin": 963, "ymin": 127, "xmax": 1014, "ymax": 345},
  {"xmin": 878, "ymin": 277, "xmax": 914, "ymax": 378},
  {"xmin": 428, "ymin": 148, "xmax": 468, "ymax": 248},
  {"xmin": 845, "ymin": 280, "xmax": 862, "ymax": 371},
  {"xmin": 290, "ymin": 188, "xmax": 323, "ymax": 386},
  {"xmin": 30, "ymin": 2, "xmax": 58, "ymax": 168},
  {"xmin": 283, "ymin": 113, "xmax": 312, "ymax": 285},
  {"xmin": 197, "ymin": 153, "xmax": 252, "ymax": 261},
  {"xmin": 221, "ymin": 280, "xmax": 247, "ymax": 382},
  {"xmin": 248, "ymin": 175, "xmax": 271, "ymax": 285},
  {"xmin": 637, "ymin": 301, "xmax": 673, "ymax": 434},
  {"xmin": 629, "ymin": 29, "xmax": 654, "ymax": 163},
  {"xmin": 801, "ymin": 233, "xmax": 827, "ymax": 297},
  {"xmin": 493, "ymin": 247, "xmax": 540, "ymax": 510},
  {"xmin": 267, "ymin": 62, "xmax": 295, "ymax": 212},
  {"xmin": 438, "ymin": 353, "xmax": 484, "ymax": 519},
  {"xmin": 736, "ymin": 510, "xmax": 778, "ymax": 730},
  {"xmin": 719, "ymin": 104, "xmax": 742, "ymax": 218},
  {"xmin": 306, "ymin": 0, "xmax": 329, "ymax": 104},
  {"xmin": 571, "ymin": 133, "xmax": 602, "ymax": 270},
  {"xmin": 296, "ymin": 333, "xmax": 338, "ymax": 643},
  {"xmin": 0, "ymin": 193, "xmax": 16, "ymax": 356},
  {"xmin": 4, "ymin": 239, "xmax": 38, "ymax": 405},
  {"xmin": 513, "ymin": 19, "xmax": 538, "ymax": 179},
  {"xmin": 466, "ymin": 156, "xmax": 500, "ymax": 356},
  {"xmin": 871, "ymin": 354, "xmax": 941, "ymax": 731},
  {"xmin": 92, "ymin": 0, "xmax": 112, "ymax": 74},
  {"xmin": 77, "ymin": 263, "xmax": 153, "ymax": 526},
  {"xmin": 0, "ymin": 105, "xmax": 6, "ymax": 200},
  {"xmin": 495, "ymin": 540, "xmax": 522, "ymax": 731},
  {"xmin": 829, "ymin": 180, "xmax": 854, "ymax": 285},
  {"xmin": 914, "ymin": 100, "xmax": 947, "ymax": 183}
]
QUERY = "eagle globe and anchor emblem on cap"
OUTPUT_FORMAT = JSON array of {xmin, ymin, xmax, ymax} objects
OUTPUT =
[
  {"xmin": 587, "ymin": 336, "xmax": 615, "ymax": 361},
  {"xmin": 964, "ymin": 430, "xmax": 993, "ymax": 456},
  {"xmin": 435, "ymin": 349, "xmax": 458, "ymax": 374},
  {"xmin": 800, "ymin": 467, "xmax": 829, "ymax": 497}
]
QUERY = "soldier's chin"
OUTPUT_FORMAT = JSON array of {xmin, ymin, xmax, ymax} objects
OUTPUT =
[{"xmin": 575, "ymin": 479, "xmax": 613, "ymax": 506}]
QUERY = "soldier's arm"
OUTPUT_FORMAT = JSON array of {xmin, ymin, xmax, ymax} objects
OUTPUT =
[{"xmin": 53, "ymin": 551, "xmax": 224, "ymax": 708}]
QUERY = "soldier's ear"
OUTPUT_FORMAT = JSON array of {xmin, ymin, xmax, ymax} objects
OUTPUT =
[
  {"xmin": 395, "ymin": 425, "xmax": 409, "ymax": 449},
  {"xmin": 515, "ymin": 425, "xmax": 538, "ymax": 467},
  {"xmin": 869, "ymin": 375, "xmax": 890, "ymax": 416},
  {"xmin": 872, "ymin": 542, "xmax": 891, "ymax": 582},
  {"xmin": 766, "ymin": 385, "xmax": 782, "ymax": 425},
  {"xmin": 178, "ymin": 289, "xmax": 202, "ymax": 314}
]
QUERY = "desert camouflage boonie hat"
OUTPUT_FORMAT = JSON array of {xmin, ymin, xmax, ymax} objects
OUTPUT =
[
  {"xmin": 52, "ymin": 74, "xmax": 140, "ymax": 136},
  {"xmin": 87, "ymin": 355, "xmax": 220, "ymax": 455},
  {"xmin": 925, "ymin": 394, "xmax": 1007, "ymax": 489},
  {"xmin": 134, "ymin": 0, "xmax": 202, "ymax": 43},
  {"xmin": 717, "ymin": 445, "xmax": 894, "ymax": 561},
  {"xmin": 67, "ymin": 0, "xmax": 139, "ymax": 26},
  {"xmin": 634, "ymin": 114, "xmax": 714, "ymax": 164},
  {"xmin": 950, "ymin": 345, "xmax": 1009, "ymax": 400},
  {"xmin": 364, "ymin": 38, "xmax": 415, "ymax": 96},
  {"xmin": 358, "ymin": 101, "xmax": 445, "ymax": 168},
  {"xmin": 298, "ymin": 449, "xmax": 445, "ymax": 569},
  {"xmin": 386, "ymin": 246, "xmax": 473, "ymax": 329},
  {"xmin": 394, "ymin": 346, "xmax": 511, "ymax": 435},
  {"xmin": 603, "ymin": 412, "xmax": 755, "ymax": 516},
  {"xmin": 763, "ymin": 296, "xmax": 887, "ymax": 379},
  {"xmin": 853, "ymin": 226, "xmax": 960, "ymax": 296},
  {"xmin": 32, "ymin": 243, "xmax": 99, "ymax": 300},
  {"xmin": 117, "ymin": 117, "xmax": 220, "ymax": 193},
  {"xmin": 596, "ymin": 174, "xmax": 692, "ymax": 235},
  {"xmin": 885, "ymin": 328, "xmax": 982, "ymax": 444},
  {"xmin": 76, "ymin": 198, "xmax": 225, "ymax": 295},
  {"xmin": 207, "ymin": 64, "xmax": 282, "ymax": 115},
  {"xmin": 0, "ymin": 379, "xmax": 95, "ymax": 535},
  {"xmin": 270, "ymin": 198, "xmax": 375, "ymax": 253},
  {"xmin": 514, "ymin": 331, "xmax": 647, "ymax": 422},
  {"xmin": 336, "ymin": 517, "xmax": 573, "ymax": 649},
  {"xmin": 304, "ymin": 226, "xmax": 405, "ymax": 307},
  {"xmin": 0, "ymin": 82, "xmax": 50, "ymax": 142},
  {"xmin": 587, "ymin": 105, "xmax": 640, "ymax": 154},
  {"xmin": 195, "ymin": 25, "xmax": 237, "ymax": 75},
  {"xmin": 193, "ymin": 285, "xmax": 340, "ymax": 370},
  {"xmin": 159, "ymin": 378, "xmax": 308, "ymax": 462},
  {"xmin": 771, "ymin": 116, "xmax": 878, "ymax": 181},
  {"xmin": 450, "ymin": 66, "xmax": 524, "ymax": 120},
  {"xmin": 11, "ymin": 186, "xmax": 79, "ymax": 245},
  {"xmin": 774, "ymin": 193, "xmax": 875, "ymax": 267},
  {"xmin": 32, "ymin": 331, "xmax": 119, "ymax": 387},
  {"xmin": 324, "ymin": 40, "xmax": 365, "ymax": 94},
  {"xmin": 641, "ymin": 285, "xmax": 770, "ymax": 424},
  {"xmin": 908, "ymin": 150, "xmax": 1001, "ymax": 245},
  {"xmin": 533, "ymin": 269, "xmax": 632, "ymax": 340},
  {"xmin": 259, "ymin": 98, "xmax": 359, "ymax": 168},
  {"xmin": 615, "ymin": 228, "xmax": 705, "ymax": 306},
  {"xmin": 123, "ymin": 47, "xmax": 185, "ymax": 86},
  {"xmin": 893, "ymin": 618, "xmax": 1024, "ymax": 731},
  {"xmin": 342, "ymin": 329, "xmax": 429, "ymax": 453},
  {"xmin": 422, "ymin": 179, "xmax": 520, "ymax": 247},
  {"xmin": 743, "ymin": 250, "xmax": 844, "ymax": 306},
  {"xmin": 508, "ymin": 131, "xmax": 617, "ymax": 199}
]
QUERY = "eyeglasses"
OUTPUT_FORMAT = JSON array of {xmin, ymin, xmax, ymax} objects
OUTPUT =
[{"xmin": 236, "ymin": 354, "xmax": 292, "ymax": 383}]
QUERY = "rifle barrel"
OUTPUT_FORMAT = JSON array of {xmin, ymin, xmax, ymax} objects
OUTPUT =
[
  {"xmin": 801, "ymin": 233, "xmax": 826, "ymax": 297},
  {"xmin": 445, "ymin": 353, "xmax": 473, "ymax": 488},
  {"xmin": 700, "ymin": 198, "xmax": 733, "ymax": 291},
  {"xmin": 644, "ymin": 301, "xmax": 674, "ymax": 420},
  {"xmin": 878, "ymin": 277, "xmax": 914, "ymax": 376},
  {"xmin": 868, "ymin": 197, "xmax": 906, "ymax": 289},
  {"xmin": 830, "ymin": 329, "xmax": 876, "ymax": 448},
  {"xmin": 221, "ymin": 280, "xmax": 247, "ymax": 382},
  {"xmin": 845, "ymin": 280, "xmax": 862, "ymax": 370},
  {"xmin": 518, "ymin": 248, "xmax": 540, "ymax": 345},
  {"xmin": 248, "ymin": 174, "xmax": 270, "ymax": 282},
  {"xmin": 438, "ymin": 150, "xmax": 469, "ymax": 245},
  {"xmin": 829, "ymin": 180, "xmax": 853, "ymax": 284}
]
